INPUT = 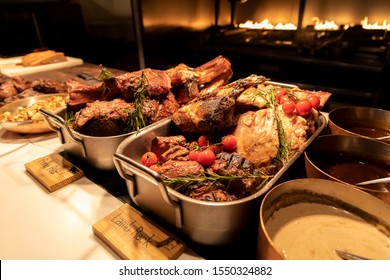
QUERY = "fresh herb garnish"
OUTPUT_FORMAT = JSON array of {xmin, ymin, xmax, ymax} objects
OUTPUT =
[
  {"xmin": 64, "ymin": 110, "xmax": 76, "ymax": 125},
  {"xmin": 250, "ymin": 85, "xmax": 291, "ymax": 163},
  {"xmin": 125, "ymin": 72, "xmax": 148, "ymax": 133},
  {"xmin": 98, "ymin": 64, "xmax": 113, "ymax": 81},
  {"xmin": 163, "ymin": 170, "xmax": 271, "ymax": 193}
]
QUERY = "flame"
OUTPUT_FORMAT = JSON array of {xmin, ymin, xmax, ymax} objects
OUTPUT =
[
  {"xmin": 361, "ymin": 17, "xmax": 390, "ymax": 30},
  {"xmin": 312, "ymin": 17, "xmax": 339, "ymax": 30},
  {"xmin": 238, "ymin": 19, "xmax": 297, "ymax": 30}
]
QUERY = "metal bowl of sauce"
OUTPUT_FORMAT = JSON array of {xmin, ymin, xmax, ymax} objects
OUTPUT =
[
  {"xmin": 304, "ymin": 135, "xmax": 390, "ymax": 204},
  {"xmin": 257, "ymin": 178, "xmax": 390, "ymax": 260},
  {"xmin": 328, "ymin": 106, "xmax": 390, "ymax": 144}
]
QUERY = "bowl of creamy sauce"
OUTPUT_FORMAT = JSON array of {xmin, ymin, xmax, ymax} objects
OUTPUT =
[{"xmin": 258, "ymin": 178, "xmax": 390, "ymax": 260}]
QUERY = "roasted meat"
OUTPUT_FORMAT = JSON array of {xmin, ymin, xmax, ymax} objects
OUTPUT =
[
  {"xmin": 66, "ymin": 79, "xmax": 105, "ymax": 111},
  {"xmin": 31, "ymin": 78, "xmax": 67, "ymax": 93},
  {"xmin": 159, "ymin": 145, "xmax": 190, "ymax": 162},
  {"xmin": 172, "ymin": 95, "xmax": 236, "ymax": 133},
  {"xmin": 186, "ymin": 184, "xmax": 237, "ymax": 202},
  {"xmin": 106, "ymin": 68, "xmax": 171, "ymax": 99},
  {"xmin": 232, "ymin": 108, "xmax": 279, "ymax": 167},
  {"xmin": 72, "ymin": 98, "xmax": 159, "ymax": 136},
  {"xmin": 159, "ymin": 160, "xmax": 204, "ymax": 178},
  {"xmin": 151, "ymin": 91, "xmax": 180, "ymax": 123},
  {"xmin": 151, "ymin": 135, "xmax": 187, "ymax": 157}
]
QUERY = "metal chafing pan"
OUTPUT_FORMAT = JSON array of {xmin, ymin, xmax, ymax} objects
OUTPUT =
[
  {"xmin": 40, "ymin": 108, "xmax": 135, "ymax": 170},
  {"xmin": 113, "ymin": 113, "xmax": 327, "ymax": 246}
]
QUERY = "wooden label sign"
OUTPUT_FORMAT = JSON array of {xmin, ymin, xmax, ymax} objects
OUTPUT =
[
  {"xmin": 93, "ymin": 203, "xmax": 185, "ymax": 260},
  {"xmin": 25, "ymin": 153, "xmax": 84, "ymax": 192}
]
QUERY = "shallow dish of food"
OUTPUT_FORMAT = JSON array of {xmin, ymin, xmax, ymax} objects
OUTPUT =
[
  {"xmin": 114, "ymin": 77, "xmax": 330, "ymax": 245},
  {"xmin": 328, "ymin": 106, "xmax": 390, "ymax": 144},
  {"xmin": 305, "ymin": 134, "xmax": 390, "ymax": 205},
  {"xmin": 258, "ymin": 178, "xmax": 390, "ymax": 260},
  {"xmin": 0, "ymin": 93, "xmax": 68, "ymax": 134}
]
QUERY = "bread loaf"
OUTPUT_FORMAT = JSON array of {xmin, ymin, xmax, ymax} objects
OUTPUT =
[{"xmin": 22, "ymin": 50, "xmax": 67, "ymax": 67}]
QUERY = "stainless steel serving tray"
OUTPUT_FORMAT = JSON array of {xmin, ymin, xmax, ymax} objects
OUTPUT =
[
  {"xmin": 113, "ymin": 112, "xmax": 327, "ymax": 245},
  {"xmin": 40, "ymin": 108, "xmax": 135, "ymax": 171}
]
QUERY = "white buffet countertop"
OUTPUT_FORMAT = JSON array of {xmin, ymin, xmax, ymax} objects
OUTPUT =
[{"xmin": 0, "ymin": 128, "xmax": 201, "ymax": 260}]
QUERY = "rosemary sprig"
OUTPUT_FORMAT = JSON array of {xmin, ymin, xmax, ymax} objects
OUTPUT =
[
  {"xmin": 125, "ymin": 72, "xmax": 148, "ymax": 133},
  {"xmin": 98, "ymin": 64, "xmax": 113, "ymax": 81},
  {"xmin": 250, "ymin": 86, "xmax": 291, "ymax": 163},
  {"xmin": 164, "ymin": 170, "xmax": 271, "ymax": 192},
  {"xmin": 64, "ymin": 110, "xmax": 76, "ymax": 125}
]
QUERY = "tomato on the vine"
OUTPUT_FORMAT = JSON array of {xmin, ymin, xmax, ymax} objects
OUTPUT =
[
  {"xmin": 197, "ymin": 149, "xmax": 215, "ymax": 166},
  {"xmin": 279, "ymin": 95, "xmax": 291, "ymax": 104},
  {"xmin": 295, "ymin": 99, "xmax": 313, "ymax": 116},
  {"xmin": 141, "ymin": 152, "xmax": 158, "ymax": 167},
  {"xmin": 282, "ymin": 100, "xmax": 296, "ymax": 114},
  {"xmin": 308, "ymin": 95, "xmax": 321, "ymax": 109},
  {"xmin": 188, "ymin": 150, "xmax": 200, "ymax": 161},
  {"xmin": 276, "ymin": 88, "xmax": 287, "ymax": 100},
  {"xmin": 198, "ymin": 134, "xmax": 210, "ymax": 147},
  {"xmin": 222, "ymin": 135, "xmax": 237, "ymax": 151}
]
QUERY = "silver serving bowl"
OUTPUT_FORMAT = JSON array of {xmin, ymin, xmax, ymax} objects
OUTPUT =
[
  {"xmin": 258, "ymin": 178, "xmax": 390, "ymax": 260},
  {"xmin": 304, "ymin": 135, "xmax": 390, "ymax": 205},
  {"xmin": 328, "ymin": 106, "xmax": 390, "ymax": 144}
]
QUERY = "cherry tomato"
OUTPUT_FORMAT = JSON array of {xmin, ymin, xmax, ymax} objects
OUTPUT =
[
  {"xmin": 308, "ymin": 95, "xmax": 321, "ymax": 109},
  {"xmin": 279, "ymin": 95, "xmax": 291, "ymax": 104},
  {"xmin": 276, "ymin": 88, "xmax": 287, "ymax": 100},
  {"xmin": 149, "ymin": 164, "xmax": 160, "ymax": 173},
  {"xmin": 197, "ymin": 149, "xmax": 215, "ymax": 166},
  {"xmin": 295, "ymin": 99, "xmax": 313, "ymax": 116},
  {"xmin": 141, "ymin": 152, "xmax": 158, "ymax": 167},
  {"xmin": 188, "ymin": 150, "xmax": 200, "ymax": 161},
  {"xmin": 222, "ymin": 135, "xmax": 237, "ymax": 151},
  {"xmin": 198, "ymin": 135, "xmax": 210, "ymax": 147},
  {"xmin": 282, "ymin": 100, "xmax": 296, "ymax": 114}
]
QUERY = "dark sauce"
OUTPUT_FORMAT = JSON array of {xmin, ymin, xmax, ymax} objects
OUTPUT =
[{"xmin": 314, "ymin": 152, "xmax": 390, "ymax": 189}]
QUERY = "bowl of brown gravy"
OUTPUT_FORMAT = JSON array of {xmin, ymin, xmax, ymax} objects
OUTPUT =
[
  {"xmin": 304, "ymin": 135, "xmax": 390, "ymax": 205},
  {"xmin": 328, "ymin": 106, "xmax": 390, "ymax": 144}
]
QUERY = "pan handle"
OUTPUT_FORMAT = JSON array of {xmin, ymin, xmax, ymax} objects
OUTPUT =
[
  {"xmin": 113, "ymin": 153, "xmax": 183, "ymax": 228},
  {"xmin": 39, "ymin": 108, "xmax": 88, "ymax": 158}
]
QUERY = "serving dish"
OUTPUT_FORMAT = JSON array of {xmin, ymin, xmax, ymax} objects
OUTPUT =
[
  {"xmin": 113, "ymin": 114, "xmax": 327, "ymax": 246},
  {"xmin": 257, "ymin": 178, "xmax": 390, "ymax": 260},
  {"xmin": 40, "ymin": 107, "xmax": 136, "ymax": 170},
  {"xmin": 328, "ymin": 106, "xmax": 390, "ymax": 144},
  {"xmin": 0, "ymin": 93, "xmax": 68, "ymax": 134},
  {"xmin": 0, "ymin": 56, "xmax": 83, "ymax": 77},
  {"xmin": 305, "ymin": 135, "xmax": 390, "ymax": 205}
]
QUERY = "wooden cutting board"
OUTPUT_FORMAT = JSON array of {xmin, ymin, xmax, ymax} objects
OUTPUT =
[
  {"xmin": 25, "ymin": 153, "xmax": 84, "ymax": 192},
  {"xmin": 93, "ymin": 203, "xmax": 186, "ymax": 260}
]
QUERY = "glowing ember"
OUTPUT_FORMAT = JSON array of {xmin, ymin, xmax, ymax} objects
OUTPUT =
[
  {"xmin": 361, "ymin": 17, "xmax": 390, "ymax": 30},
  {"xmin": 238, "ymin": 19, "xmax": 296, "ymax": 30},
  {"xmin": 312, "ymin": 17, "xmax": 339, "ymax": 30}
]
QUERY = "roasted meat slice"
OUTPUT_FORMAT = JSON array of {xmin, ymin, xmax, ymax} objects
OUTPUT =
[
  {"xmin": 66, "ymin": 79, "xmax": 105, "ymax": 111},
  {"xmin": 72, "ymin": 98, "xmax": 159, "ymax": 136},
  {"xmin": 186, "ymin": 184, "xmax": 237, "ymax": 202},
  {"xmin": 72, "ymin": 98, "xmax": 133, "ymax": 136},
  {"xmin": 213, "ymin": 74, "xmax": 268, "ymax": 99},
  {"xmin": 172, "ymin": 95, "xmax": 236, "ymax": 133},
  {"xmin": 210, "ymin": 152, "xmax": 255, "ymax": 176},
  {"xmin": 106, "ymin": 68, "xmax": 171, "ymax": 99},
  {"xmin": 236, "ymin": 85, "xmax": 269, "ymax": 110},
  {"xmin": 159, "ymin": 145, "xmax": 189, "ymax": 162},
  {"xmin": 151, "ymin": 135, "xmax": 187, "ymax": 157},
  {"xmin": 276, "ymin": 105, "xmax": 317, "ymax": 152},
  {"xmin": 0, "ymin": 80, "xmax": 19, "ymax": 101},
  {"xmin": 152, "ymin": 91, "xmax": 180, "ymax": 123},
  {"xmin": 194, "ymin": 55, "xmax": 232, "ymax": 85},
  {"xmin": 159, "ymin": 160, "xmax": 204, "ymax": 178},
  {"xmin": 291, "ymin": 88, "xmax": 331, "ymax": 110},
  {"xmin": 232, "ymin": 108, "xmax": 279, "ymax": 167},
  {"xmin": 31, "ymin": 78, "xmax": 67, "ymax": 93}
]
